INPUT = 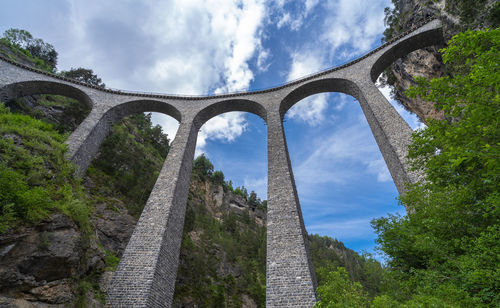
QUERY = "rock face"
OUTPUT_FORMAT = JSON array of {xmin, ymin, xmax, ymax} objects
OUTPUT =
[
  {"xmin": 385, "ymin": 0, "xmax": 497, "ymax": 124},
  {"xmin": 0, "ymin": 215, "xmax": 101, "ymax": 306}
]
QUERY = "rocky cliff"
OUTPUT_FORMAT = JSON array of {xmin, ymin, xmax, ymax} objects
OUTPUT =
[{"xmin": 382, "ymin": 0, "xmax": 499, "ymax": 124}]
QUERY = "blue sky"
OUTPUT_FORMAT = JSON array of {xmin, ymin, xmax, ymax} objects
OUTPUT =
[{"xmin": 0, "ymin": 0, "xmax": 425, "ymax": 256}]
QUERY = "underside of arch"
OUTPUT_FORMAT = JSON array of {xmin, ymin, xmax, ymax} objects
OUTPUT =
[
  {"xmin": 194, "ymin": 99, "xmax": 267, "ymax": 129},
  {"xmin": 107, "ymin": 99, "xmax": 182, "ymax": 124},
  {"xmin": 280, "ymin": 78, "xmax": 361, "ymax": 120},
  {"xmin": 0, "ymin": 80, "xmax": 93, "ymax": 109},
  {"xmin": 370, "ymin": 24, "xmax": 444, "ymax": 82}
]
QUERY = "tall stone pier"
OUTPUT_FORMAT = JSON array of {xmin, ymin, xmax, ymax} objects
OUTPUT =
[{"xmin": 0, "ymin": 19, "xmax": 443, "ymax": 307}]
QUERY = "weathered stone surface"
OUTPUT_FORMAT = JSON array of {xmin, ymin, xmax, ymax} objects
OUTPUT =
[
  {"xmin": 27, "ymin": 279, "xmax": 73, "ymax": 304},
  {"xmin": 0, "ymin": 296, "xmax": 67, "ymax": 308},
  {"xmin": 92, "ymin": 199, "xmax": 137, "ymax": 255},
  {"xmin": 391, "ymin": 48, "xmax": 445, "ymax": 122},
  {"xmin": 0, "ymin": 215, "xmax": 82, "ymax": 304},
  {"xmin": 0, "ymin": 19, "xmax": 444, "ymax": 307}
]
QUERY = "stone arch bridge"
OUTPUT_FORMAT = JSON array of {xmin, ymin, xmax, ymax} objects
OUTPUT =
[{"xmin": 0, "ymin": 19, "xmax": 443, "ymax": 307}]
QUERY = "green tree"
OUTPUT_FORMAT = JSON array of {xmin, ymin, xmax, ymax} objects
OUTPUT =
[
  {"xmin": 89, "ymin": 113, "xmax": 169, "ymax": 216},
  {"xmin": 26, "ymin": 38, "xmax": 58, "ymax": 70},
  {"xmin": 314, "ymin": 267, "xmax": 369, "ymax": 308},
  {"xmin": 211, "ymin": 170, "xmax": 225, "ymax": 186},
  {"xmin": 61, "ymin": 67, "xmax": 105, "ymax": 87},
  {"xmin": 372, "ymin": 28, "xmax": 499, "ymax": 306},
  {"xmin": 192, "ymin": 154, "xmax": 214, "ymax": 180},
  {"xmin": 3, "ymin": 28, "xmax": 33, "ymax": 47},
  {"xmin": 248, "ymin": 191, "xmax": 258, "ymax": 207},
  {"xmin": 2, "ymin": 28, "xmax": 58, "ymax": 71}
]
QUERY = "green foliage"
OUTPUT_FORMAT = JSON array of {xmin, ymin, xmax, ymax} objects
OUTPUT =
[
  {"xmin": 211, "ymin": 170, "xmax": 225, "ymax": 186},
  {"xmin": 173, "ymin": 177, "xmax": 267, "ymax": 307},
  {"xmin": 3, "ymin": 28, "xmax": 33, "ymax": 47},
  {"xmin": 0, "ymin": 37, "xmax": 53, "ymax": 72},
  {"xmin": 372, "ymin": 28, "xmax": 499, "ymax": 306},
  {"xmin": 193, "ymin": 154, "xmax": 214, "ymax": 180},
  {"xmin": 74, "ymin": 272, "xmax": 107, "ymax": 307},
  {"xmin": 309, "ymin": 234, "xmax": 385, "ymax": 299},
  {"xmin": 447, "ymin": 0, "xmax": 487, "ymax": 25},
  {"xmin": 88, "ymin": 113, "xmax": 170, "ymax": 216},
  {"xmin": 2, "ymin": 28, "xmax": 58, "ymax": 70},
  {"xmin": 488, "ymin": 2, "xmax": 500, "ymax": 26},
  {"xmin": 0, "ymin": 102, "xmax": 91, "ymax": 232},
  {"xmin": 25, "ymin": 38, "xmax": 58, "ymax": 70},
  {"xmin": 104, "ymin": 250, "xmax": 120, "ymax": 271},
  {"xmin": 314, "ymin": 267, "xmax": 369, "ymax": 308},
  {"xmin": 8, "ymin": 94, "xmax": 91, "ymax": 134},
  {"xmin": 60, "ymin": 67, "xmax": 105, "ymax": 87},
  {"xmin": 382, "ymin": 1, "xmax": 402, "ymax": 41}
]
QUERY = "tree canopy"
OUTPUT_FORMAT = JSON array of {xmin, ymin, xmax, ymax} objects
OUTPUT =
[
  {"xmin": 2, "ymin": 28, "xmax": 58, "ymax": 70},
  {"xmin": 371, "ymin": 27, "xmax": 499, "ymax": 306},
  {"xmin": 60, "ymin": 67, "xmax": 106, "ymax": 88}
]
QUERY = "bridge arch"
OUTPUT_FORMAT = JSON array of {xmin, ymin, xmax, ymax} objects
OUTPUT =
[
  {"xmin": 0, "ymin": 80, "xmax": 94, "ymax": 110},
  {"xmin": 193, "ymin": 98, "xmax": 267, "ymax": 129},
  {"xmin": 369, "ymin": 23, "xmax": 443, "ymax": 82},
  {"xmin": 280, "ymin": 78, "xmax": 362, "ymax": 121},
  {"xmin": 68, "ymin": 98, "xmax": 181, "ymax": 176},
  {"xmin": 106, "ymin": 98, "xmax": 182, "ymax": 124}
]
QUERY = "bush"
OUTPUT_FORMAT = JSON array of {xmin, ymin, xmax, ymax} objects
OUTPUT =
[{"xmin": 0, "ymin": 102, "xmax": 91, "ymax": 232}]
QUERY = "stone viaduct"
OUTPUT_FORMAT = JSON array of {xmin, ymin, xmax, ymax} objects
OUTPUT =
[{"xmin": 0, "ymin": 19, "xmax": 444, "ymax": 307}]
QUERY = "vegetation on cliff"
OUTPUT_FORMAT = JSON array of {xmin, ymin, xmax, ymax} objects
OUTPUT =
[
  {"xmin": 0, "ymin": 103, "xmax": 90, "ymax": 233},
  {"xmin": 173, "ymin": 166, "xmax": 267, "ymax": 307},
  {"xmin": 0, "ymin": 28, "xmax": 57, "ymax": 72}
]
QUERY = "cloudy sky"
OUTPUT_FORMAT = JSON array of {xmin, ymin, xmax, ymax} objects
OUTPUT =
[{"xmin": 0, "ymin": 0, "xmax": 424, "ymax": 255}]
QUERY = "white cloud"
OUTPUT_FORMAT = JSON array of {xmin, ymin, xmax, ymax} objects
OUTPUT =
[
  {"xmin": 256, "ymin": 47, "xmax": 271, "ymax": 72},
  {"xmin": 61, "ymin": 0, "xmax": 267, "ymax": 96},
  {"xmin": 322, "ymin": 0, "xmax": 387, "ymax": 56},
  {"xmin": 305, "ymin": 0, "xmax": 320, "ymax": 14},
  {"xmin": 277, "ymin": 12, "xmax": 304, "ymax": 31},
  {"xmin": 283, "ymin": 52, "xmax": 329, "ymax": 124},
  {"xmin": 150, "ymin": 113, "xmax": 180, "ymax": 143},
  {"xmin": 287, "ymin": 52, "xmax": 323, "ymax": 81},
  {"xmin": 274, "ymin": 0, "xmax": 321, "ymax": 31},
  {"xmin": 196, "ymin": 112, "xmax": 248, "ymax": 156},
  {"xmin": 277, "ymin": 12, "xmax": 292, "ymax": 29},
  {"xmin": 286, "ymin": 50, "xmax": 328, "ymax": 126},
  {"xmin": 133, "ymin": 0, "xmax": 266, "ymax": 150},
  {"xmin": 286, "ymin": 94, "xmax": 328, "ymax": 125},
  {"xmin": 367, "ymin": 159, "xmax": 392, "ymax": 182}
]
